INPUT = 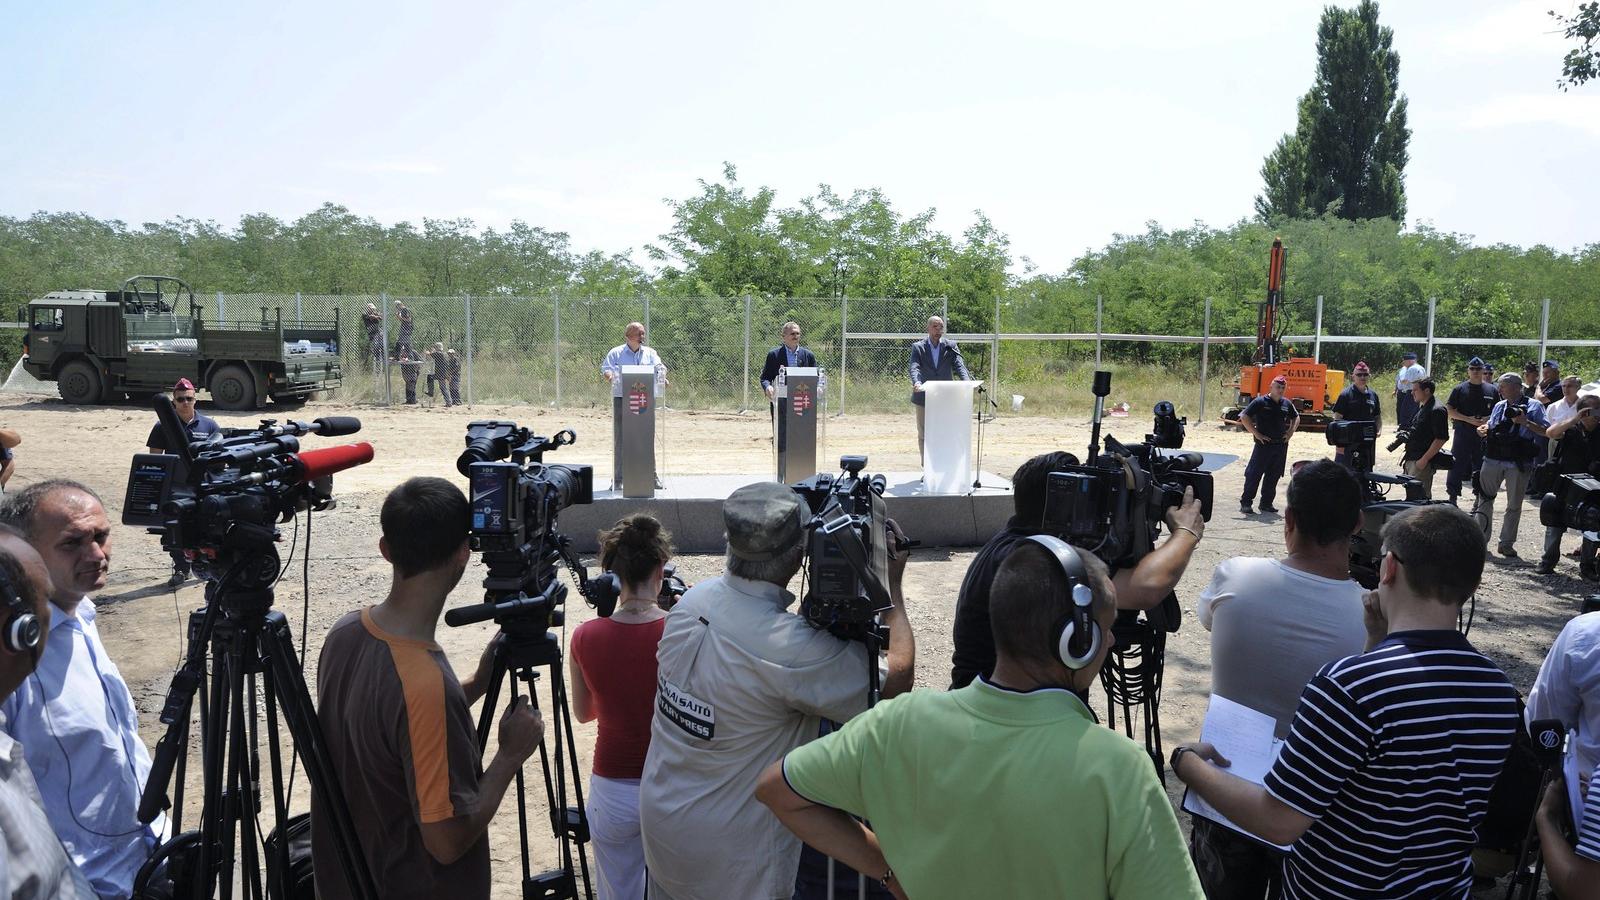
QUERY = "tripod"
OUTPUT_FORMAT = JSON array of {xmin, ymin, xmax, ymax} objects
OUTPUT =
[
  {"xmin": 135, "ymin": 555, "xmax": 377, "ymax": 900},
  {"xmin": 466, "ymin": 606, "xmax": 595, "ymax": 900},
  {"xmin": 972, "ymin": 386, "xmax": 998, "ymax": 491},
  {"xmin": 1100, "ymin": 612, "xmax": 1170, "ymax": 784}
]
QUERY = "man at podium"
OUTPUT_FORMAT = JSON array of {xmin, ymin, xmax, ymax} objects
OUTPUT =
[
  {"xmin": 909, "ymin": 315, "xmax": 971, "ymax": 460},
  {"xmin": 602, "ymin": 322, "xmax": 668, "ymax": 490},
  {"xmin": 760, "ymin": 322, "xmax": 819, "ymax": 413}
]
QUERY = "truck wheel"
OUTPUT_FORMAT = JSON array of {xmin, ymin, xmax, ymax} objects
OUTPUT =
[
  {"xmin": 270, "ymin": 394, "xmax": 307, "ymax": 409},
  {"xmin": 211, "ymin": 365, "xmax": 257, "ymax": 411},
  {"xmin": 57, "ymin": 360, "xmax": 103, "ymax": 405}
]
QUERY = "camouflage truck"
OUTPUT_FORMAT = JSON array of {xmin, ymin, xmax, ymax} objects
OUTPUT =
[{"xmin": 22, "ymin": 276, "xmax": 342, "ymax": 410}]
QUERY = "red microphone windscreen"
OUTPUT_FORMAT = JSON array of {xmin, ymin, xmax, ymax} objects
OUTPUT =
[{"xmin": 295, "ymin": 442, "xmax": 374, "ymax": 483}]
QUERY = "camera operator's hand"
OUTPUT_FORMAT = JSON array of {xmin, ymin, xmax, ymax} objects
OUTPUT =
[
  {"xmin": 498, "ymin": 696, "xmax": 544, "ymax": 764},
  {"xmin": 1164, "ymin": 487, "xmax": 1204, "ymax": 541},
  {"xmin": 1362, "ymin": 590, "xmax": 1388, "ymax": 650},
  {"xmin": 885, "ymin": 518, "xmax": 911, "ymax": 587},
  {"xmin": 1539, "ymin": 775, "xmax": 1569, "ymax": 831}
]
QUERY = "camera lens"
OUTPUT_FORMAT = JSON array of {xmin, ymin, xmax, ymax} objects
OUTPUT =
[{"xmin": 456, "ymin": 438, "xmax": 499, "ymax": 476}]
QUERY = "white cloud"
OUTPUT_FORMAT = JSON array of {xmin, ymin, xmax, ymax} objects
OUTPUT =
[
  {"xmin": 1462, "ymin": 92, "xmax": 1600, "ymax": 137},
  {"xmin": 1435, "ymin": 0, "xmax": 1569, "ymax": 55}
]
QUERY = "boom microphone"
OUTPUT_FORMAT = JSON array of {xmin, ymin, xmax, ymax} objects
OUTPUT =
[
  {"xmin": 311, "ymin": 416, "xmax": 362, "ymax": 437},
  {"xmin": 293, "ymin": 442, "xmax": 374, "ymax": 483}
]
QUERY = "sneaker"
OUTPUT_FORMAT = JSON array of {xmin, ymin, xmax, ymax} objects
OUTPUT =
[
  {"xmin": 1498, "ymin": 545, "xmax": 1520, "ymax": 559},
  {"xmin": 1536, "ymin": 561, "xmax": 1557, "ymax": 575},
  {"xmin": 1260, "ymin": 504, "xmax": 1280, "ymax": 514},
  {"xmin": 168, "ymin": 571, "xmax": 189, "ymax": 588},
  {"xmin": 1240, "ymin": 503, "xmax": 1254, "ymax": 515}
]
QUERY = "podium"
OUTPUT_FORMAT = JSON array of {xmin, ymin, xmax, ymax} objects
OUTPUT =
[
  {"xmin": 775, "ymin": 367, "xmax": 822, "ymax": 483},
  {"xmin": 615, "ymin": 364, "xmax": 659, "ymax": 498},
  {"xmin": 922, "ymin": 380, "xmax": 982, "ymax": 494}
]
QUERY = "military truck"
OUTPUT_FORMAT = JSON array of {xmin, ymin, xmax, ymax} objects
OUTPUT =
[{"xmin": 22, "ymin": 276, "xmax": 342, "ymax": 410}]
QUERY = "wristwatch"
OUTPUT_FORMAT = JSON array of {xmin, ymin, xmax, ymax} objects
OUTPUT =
[
  {"xmin": 878, "ymin": 868, "xmax": 895, "ymax": 891},
  {"xmin": 1169, "ymin": 745, "xmax": 1195, "ymax": 775}
]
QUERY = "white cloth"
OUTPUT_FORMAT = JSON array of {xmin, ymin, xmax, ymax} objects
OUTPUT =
[
  {"xmin": 587, "ymin": 775, "xmax": 644, "ymax": 900},
  {"xmin": 1396, "ymin": 362, "xmax": 1427, "ymax": 393},
  {"xmin": 638, "ymin": 573, "xmax": 878, "ymax": 900},
  {"xmin": 0, "ymin": 722, "xmax": 95, "ymax": 899},
  {"xmin": 1528, "ymin": 613, "xmax": 1600, "ymax": 780},
  {"xmin": 1549, "ymin": 396, "xmax": 1581, "ymax": 430},
  {"xmin": 601, "ymin": 344, "xmax": 666, "ymax": 398},
  {"xmin": 1196, "ymin": 558, "xmax": 1367, "ymax": 738}
]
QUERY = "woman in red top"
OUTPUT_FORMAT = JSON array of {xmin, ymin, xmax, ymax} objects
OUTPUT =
[{"xmin": 570, "ymin": 514, "xmax": 673, "ymax": 900}]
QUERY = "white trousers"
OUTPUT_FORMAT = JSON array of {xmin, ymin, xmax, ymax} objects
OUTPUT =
[{"xmin": 589, "ymin": 775, "xmax": 646, "ymax": 900}]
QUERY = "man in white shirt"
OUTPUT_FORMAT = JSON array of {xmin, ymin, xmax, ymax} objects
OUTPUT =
[
  {"xmin": 1394, "ymin": 350, "xmax": 1427, "ymax": 431},
  {"xmin": 1189, "ymin": 460, "xmax": 1368, "ymax": 897},
  {"xmin": 1545, "ymin": 376, "xmax": 1584, "ymax": 459},
  {"xmin": 0, "ymin": 481, "xmax": 163, "ymax": 899},
  {"xmin": 601, "ymin": 321, "xmax": 668, "ymax": 491}
]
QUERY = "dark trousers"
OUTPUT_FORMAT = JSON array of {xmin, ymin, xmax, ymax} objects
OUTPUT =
[
  {"xmin": 1395, "ymin": 390, "xmax": 1418, "ymax": 431},
  {"xmin": 448, "ymin": 376, "xmax": 461, "ymax": 405},
  {"xmin": 1241, "ymin": 441, "xmax": 1289, "ymax": 506},
  {"xmin": 1447, "ymin": 425, "xmax": 1485, "ymax": 500},
  {"xmin": 169, "ymin": 548, "xmax": 189, "ymax": 575},
  {"xmin": 1190, "ymin": 817, "xmax": 1283, "ymax": 900}
]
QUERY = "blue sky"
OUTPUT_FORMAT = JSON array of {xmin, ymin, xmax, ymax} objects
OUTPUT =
[{"xmin": 2, "ymin": 0, "xmax": 1595, "ymax": 273}]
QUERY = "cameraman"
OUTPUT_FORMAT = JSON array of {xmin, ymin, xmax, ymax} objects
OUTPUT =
[
  {"xmin": 1331, "ymin": 361, "xmax": 1381, "ymax": 467},
  {"xmin": 1476, "ymin": 372, "xmax": 1549, "ymax": 557},
  {"xmin": 950, "ymin": 451, "xmax": 1205, "ymax": 689},
  {"xmin": 1189, "ymin": 460, "xmax": 1367, "ymax": 897},
  {"xmin": 757, "ymin": 541, "xmax": 1204, "ymax": 899},
  {"xmin": 1537, "ymin": 393, "xmax": 1600, "ymax": 577},
  {"xmin": 312, "ymin": 477, "xmax": 545, "ymax": 900},
  {"xmin": 639, "ymin": 482, "xmax": 914, "ymax": 900},
  {"xmin": 1401, "ymin": 378, "xmax": 1449, "ymax": 499},
  {"xmin": 568, "ymin": 515, "xmax": 674, "ymax": 900}
]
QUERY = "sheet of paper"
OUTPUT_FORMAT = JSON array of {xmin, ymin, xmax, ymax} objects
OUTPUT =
[{"xmin": 1181, "ymin": 694, "xmax": 1293, "ymax": 852}]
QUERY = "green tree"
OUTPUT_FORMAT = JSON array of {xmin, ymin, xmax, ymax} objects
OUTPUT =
[
  {"xmin": 1553, "ymin": 2, "xmax": 1599, "ymax": 89},
  {"xmin": 1257, "ymin": 0, "xmax": 1411, "ymax": 221}
]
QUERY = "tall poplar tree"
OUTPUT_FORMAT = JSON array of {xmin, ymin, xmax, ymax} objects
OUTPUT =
[{"xmin": 1256, "ymin": 1, "xmax": 1411, "ymax": 221}]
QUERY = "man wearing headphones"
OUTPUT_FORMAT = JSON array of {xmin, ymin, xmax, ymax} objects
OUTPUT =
[
  {"xmin": 0, "ymin": 527, "xmax": 96, "ymax": 896},
  {"xmin": 0, "ymin": 481, "xmax": 164, "ymax": 899},
  {"xmin": 758, "ymin": 539, "xmax": 1203, "ymax": 899}
]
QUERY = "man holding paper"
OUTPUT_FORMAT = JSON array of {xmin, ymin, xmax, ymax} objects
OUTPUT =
[
  {"xmin": 1173, "ymin": 504, "xmax": 1519, "ymax": 898},
  {"xmin": 1187, "ymin": 461, "xmax": 1367, "ymax": 897}
]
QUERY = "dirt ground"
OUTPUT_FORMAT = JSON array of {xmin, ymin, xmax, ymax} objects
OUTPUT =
[{"xmin": 1, "ymin": 391, "xmax": 1582, "ymax": 897}]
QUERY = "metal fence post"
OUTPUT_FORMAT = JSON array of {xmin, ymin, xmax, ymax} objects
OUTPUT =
[
  {"xmin": 941, "ymin": 296, "xmax": 949, "ymax": 329},
  {"xmin": 643, "ymin": 296, "xmax": 651, "ymax": 338},
  {"xmin": 1095, "ymin": 294, "xmax": 1103, "ymax": 366},
  {"xmin": 1539, "ymin": 297, "xmax": 1551, "ymax": 366},
  {"xmin": 742, "ymin": 295, "xmax": 752, "ymax": 413},
  {"xmin": 464, "ymin": 294, "xmax": 474, "ymax": 406},
  {"xmin": 990, "ymin": 294, "xmax": 1000, "ymax": 400},
  {"xmin": 1200, "ymin": 297, "xmax": 1212, "ymax": 421},
  {"xmin": 295, "ymin": 291, "xmax": 303, "ymax": 326},
  {"xmin": 380, "ymin": 292, "xmax": 391, "ymax": 404},
  {"xmin": 216, "ymin": 291, "xmax": 225, "ymax": 322},
  {"xmin": 839, "ymin": 295, "xmax": 848, "ymax": 415},
  {"xmin": 1425, "ymin": 297, "xmax": 1437, "ymax": 375},
  {"xmin": 1313, "ymin": 295, "xmax": 1324, "ymax": 362},
  {"xmin": 553, "ymin": 294, "xmax": 562, "ymax": 410}
]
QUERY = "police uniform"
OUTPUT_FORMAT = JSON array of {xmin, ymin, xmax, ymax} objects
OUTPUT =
[{"xmin": 1240, "ymin": 389, "xmax": 1298, "ymax": 513}]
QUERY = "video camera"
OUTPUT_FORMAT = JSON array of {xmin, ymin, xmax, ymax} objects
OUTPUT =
[
  {"xmin": 444, "ymin": 421, "xmax": 597, "ymax": 636},
  {"xmin": 1042, "ymin": 372, "xmax": 1213, "ymax": 569},
  {"xmin": 123, "ymin": 396, "xmax": 372, "ymax": 596},
  {"xmin": 792, "ymin": 455, "xmax": 894, "ymax": 643},
  {"xmin": 585, "ymin": 562, "xmax": 689, "ymax": 615},
  {"xmin": 1541, "ymin": 474, "xmax": 1600, "ymax": 533}
]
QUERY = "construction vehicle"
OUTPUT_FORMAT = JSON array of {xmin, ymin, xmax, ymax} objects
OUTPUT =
[
  {"xmin": 1221, "ymin": 238, "xmax": 1344, "ymax": 430},
  {"xmin": 21, "ymin": 276, "xmax": 342, "ymax": 410}
]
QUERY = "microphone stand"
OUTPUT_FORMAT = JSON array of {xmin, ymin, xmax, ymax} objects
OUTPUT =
[{"xmin": 973, "ymin": 385, "xmax": 998, "ymax": 491}]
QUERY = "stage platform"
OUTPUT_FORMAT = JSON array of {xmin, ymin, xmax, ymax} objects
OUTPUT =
[{"xmin": 562, "ymin": 471, "xmax": 1015, "ymax": 554}]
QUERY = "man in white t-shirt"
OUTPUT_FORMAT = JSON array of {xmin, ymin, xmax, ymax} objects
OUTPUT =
[
  {"xmin": 1545, "ymin": 376, "xmax": 1584, "ymax": 460},
  {"xmin": 1189, "ymin": 459, "xmax": 1368, "ymax": 898}
]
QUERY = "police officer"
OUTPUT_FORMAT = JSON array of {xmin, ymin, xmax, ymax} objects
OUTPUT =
[
  {"xmin": 1445, "ymin": 357, "xmax": 1498, "ymax": 505},
  {"xmin": 146, "ymin": 378, "xmax": 220, "ymax": 585},
  {"xmin": 1332, "ymin": 360, "xmax": 1382, "ymax": 467},
  {"xmin": 1239, "ymin": 375, "xmax": 1298, "ymax": 515}
]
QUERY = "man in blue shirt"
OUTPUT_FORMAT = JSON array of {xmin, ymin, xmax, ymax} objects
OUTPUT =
[
  {"xmin": 1238, "ymin": 375, "xmax": 1299, "ymax": 515},
  {"xmin": 601, "ymin": 322, "xmax": 668, "ymax": 491},
  {"xmin": 145, "ymin": 378, "xmax": 219, "ymax": 586},
  {"xmin": 0, "ymin": 480, "xmax": 163, "ymax": 899},
  {"xmin": 1476, "ymin": 372, "xmax": 1549, "ymax": 557}
]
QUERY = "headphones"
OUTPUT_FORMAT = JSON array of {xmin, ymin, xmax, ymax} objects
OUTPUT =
[
  {"xmin": 1, "ymin": 562, "xmax": 40, "ymax": 654},
  {"xmin": 1025, "ymin": 535, "xmax": 1102, "ymax": 670}
]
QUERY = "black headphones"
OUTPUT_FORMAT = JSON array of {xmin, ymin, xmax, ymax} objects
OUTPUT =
[
  {"xmin": 1025, "ymin": 535, "xmax": 1102, "ymax": 670},
  {"xmin": 1, "ymin": 562, "xmax": 40, "ymax": 654}
]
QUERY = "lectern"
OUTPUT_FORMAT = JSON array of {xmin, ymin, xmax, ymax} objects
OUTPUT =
[
  {"xmin": 616, "ymin": 364, "xmax": 659, "ymax": 498},
  {"xmin": 775, "ymin": 367, "xmax": 821, "ymax": 483},
  {"xmin": 922, "ymin": 380, "xmax": 982, "ymax": 494}
]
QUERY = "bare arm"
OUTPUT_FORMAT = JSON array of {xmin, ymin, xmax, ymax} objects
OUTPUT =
[
  {"xmin": 0, "ymin": 457, "xmax": 13, "ymax": 487},
  {"xmin": 570, "ymin": 650, "xmax": 596, "ymax": 724},
  {"xmin": 1114, "ymin": 491, "xmax": 1203, "ymax": 611},
  {"xmin": 1538, "ymin": 781, "xmax": 1600, "ymax": 899},
  {"xmin": 755, "ymin": 763, "xmax": 904, "ymax": 899},
  {"xmin": 1417, "ymin": 436, "xmax": 1446, "ymax": 468},
  {"xmin": 419, "ymin": 698, "xmax": 542, "ymax": 865},
  {"xmin": 1174, "ymin": 747, "xmax": 1314, "ymax": 847},
  {"xmin": 879, "ymin": 520, "xmax": 916, "ymax": 699},
  {"xmin": 0, "ymin": 428, "xmax": 20, "ymax": 449}
]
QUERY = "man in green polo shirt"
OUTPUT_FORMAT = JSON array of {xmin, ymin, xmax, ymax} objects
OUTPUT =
[{"xmin": 755, "ymin": 542, "xmax": 1203, "ymax": 899}]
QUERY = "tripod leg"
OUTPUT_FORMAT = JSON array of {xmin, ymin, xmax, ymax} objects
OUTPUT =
[
  {"xmin": 509, "ymin": 677, "xmax": 535, "ymax": 885},
  {"xmin": 551, "ymin": 665, "xmax": 594, "ymax": 899},
  {"xmin": 261, "ymin": 676, "xmax": 291, "ymax": 900}
]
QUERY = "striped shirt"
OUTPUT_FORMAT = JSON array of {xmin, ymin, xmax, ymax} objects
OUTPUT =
[
  {"xmin": 1263, "ymin": 629, "xmax": 1519, "ymax": 898},
  {"xmin": 1578, "ymin": 761, "xmax": 1600, "ymax": 861}
]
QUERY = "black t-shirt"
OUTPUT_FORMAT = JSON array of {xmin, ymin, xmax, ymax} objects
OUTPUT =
[
  {"xmin": 146, "ymin": 413, "xmax": 220, "ymax": 451},
  {"xmin": 1405, "ymin": 399, "xmax": 1449, "ymax": 461},
  {"xmin": 1333, "ymin": 384, "xmax": 1382, "ymax": 428},
  {"xmin": 1243, "ymin": 395, "xmax": 1298, "ymax": 442},
  {"xmin": 950, "ymin": 518, "xmax": 1036, "ymax": 688},
  {"xmin": 1555, "ymin": 421, "xmax": 1600, "ymax": 475},
  {"xmin": 1447, "ymin": 380, "xmax": 1496, "ymax": 426}
]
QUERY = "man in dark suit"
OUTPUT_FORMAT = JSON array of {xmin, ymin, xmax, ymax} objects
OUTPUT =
[
  {"xmin": 909, "ymin": 315, "xmax": 971, "ymax": 461},
  {"xmin": 760, "ymin": 322, "xmax": 819, "ymax": 457}
]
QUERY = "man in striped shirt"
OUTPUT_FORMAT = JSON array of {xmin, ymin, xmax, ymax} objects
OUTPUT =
[{"xmin": 1173, "ymin": 504, "xmax": 1520, "ymax": 897}]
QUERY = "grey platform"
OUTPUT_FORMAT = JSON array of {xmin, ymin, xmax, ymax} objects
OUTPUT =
[{"xmin": 562, "ymin": 471, "xmax": 1014, "ymax": 554}]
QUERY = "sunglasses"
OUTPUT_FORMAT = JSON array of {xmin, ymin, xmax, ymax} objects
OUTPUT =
[{"xmin": 174, "ymin": 396, "xmax": 197, "ymax": 404}]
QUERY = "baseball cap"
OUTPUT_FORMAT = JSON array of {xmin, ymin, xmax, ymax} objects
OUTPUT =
[
  {"xmin": 1353, "ymin": 361, "xmax": 1371, "ymax": 375},
  {"xmin": 174, "ymin": 378, "xmax": 195, "ymax": 391},
  {"xmin": 1468, "ymin": 357, "xmax": 1486, "ymax": 369},
  {"xmin": 1271, "ymin": 375, "xmax": 1288, "ymax": 386},
  {"xmin": 723, "ymin": 482, "xmax": 807, "ymax": 561},
  {"xmin": 1545, "ymin": 359, "xmax": 1560, "ymax": 369},
  {"xmin": 1402, "ymin": 351, "xmax": 1417, "ymax": 360}
]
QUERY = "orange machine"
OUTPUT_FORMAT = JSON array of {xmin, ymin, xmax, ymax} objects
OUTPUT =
[{"xmin": 1222, "ymin": 238, "xmax": 1343, "ymax": 430}]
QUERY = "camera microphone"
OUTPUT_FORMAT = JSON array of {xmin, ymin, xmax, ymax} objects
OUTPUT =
[
  {"xmin": 1167, "ymin": 451, "xmax": 1206, "ymax": 471},
  {"xmin": 1529, "ymin": 718, "xmax": 1566, "ymax": 764},
  {"xmin": 294, "ymin": 442, "xmax": 374, "ymax": 482},
  {"xmin": 311, "ymin": 416, "xmax": 363, "ymax": 437}
]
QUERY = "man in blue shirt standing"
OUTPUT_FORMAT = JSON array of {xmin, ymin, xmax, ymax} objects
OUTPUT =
[
  {"xmin": 1476, "ymin": 372, "xmax": 1549, "ymax": 557},
  {"xmin": 0, "ymin": 480, "xmax": 164, "ymax": 899},
  {"xmin": 602, "ymin": 322, "xmax": 668, "ymax": 491},
  {"xmin": 145, "ymin": 378, "xmax": 219, "ymax": 586},
  {"xmin": 1238, "ymin": 375, "xmax": 1299, "ymax": 515}
]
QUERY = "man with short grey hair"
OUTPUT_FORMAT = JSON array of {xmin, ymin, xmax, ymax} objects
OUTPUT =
[
  {"xmin": 1476, "ymin": 372, "xmax": 1549, "ymax": 556},
  {"xmin": 908, "ymin": 315, "xmax": 971, "ymax": 463},
  {"xmin": 638, "ymin": 482, "xmax": 915, "ymax": 900}
]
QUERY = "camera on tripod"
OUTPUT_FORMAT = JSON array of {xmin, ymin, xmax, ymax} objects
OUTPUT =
[
  {"xmin": 792, "ymin": 455, "xmax": 893, "ymax": 643},
  {"xmin": 1541, "ymin": 474, "xmax": 1600, "ymax": 533},
  {"xmin": 1042, "ymin": 372, "xmax": 1214, "ymax": 569}
]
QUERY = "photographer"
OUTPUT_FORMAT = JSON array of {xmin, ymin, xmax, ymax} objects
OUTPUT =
[
  {"xmin": 568, "ymin": 515, "xmax": 673, "ymax": 900},
  {"xmin": 1446, "ymin": 357, "xmax": 1498, "ymax": 505},
  {"xmin": 1189, "ymin": 460, "xmax": 1367, "ymax": 897},
  {"xmin": 1538, "ymin": 394, "xmax": 1600, "ymax": 576},
  {"xmin": 1331, "ymin": 361, "xmax": 1381, "ymax": 467},
  {"xmin": 1174, "ymin": 505, "xmax": 1520, "ymax": 897},
  {"xmin": 950, "ymin": 451, "xmax": 1205, "ymax": 689},
  {"xmin": 1239, "ymin": 375, "xmax": 1298, "ymax": 515},
  {"xmin": 1477, "ymin": 373, "xmax": 1549, "ymax": 557},
  {"xmin": 757, "ymin": 541, "xmax": 1204, "ymax": 899},
  {"xmin": 312, "ymin": 477, "xmax": 545, "ymax": 900},
  {"xmin": 638, "ymin": 482, "xmax": 914, "ymax": 900},
  {"xmin": 1400, "ymin": 378, "xmax": 1449, "ymax": 499}
]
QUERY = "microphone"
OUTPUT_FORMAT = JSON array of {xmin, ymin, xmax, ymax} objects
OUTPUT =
[
  {"xmin": 1167, "ymin": 451, "xmax": 1206, "ymax": 471},
  {"xmin": 311, "ymin": 416, "xmax": 362, "ymax": 437},
  {"xmin": 293, "ymin": 442, "xmax": 374, "ymax": 483},
  {"xmin": 1529, "ymin": 719, "xmax": 1566, "ymax": 764}
]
